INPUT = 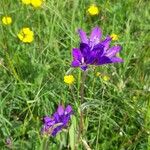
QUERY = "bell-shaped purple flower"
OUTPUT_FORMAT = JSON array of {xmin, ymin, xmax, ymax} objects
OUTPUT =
[
  {"xmin": 71, "ymin": 27, "xmax": 123, "ymax": 71},
  {"xmin": 41, "ymin": 105, "xmax": 73, "ymax": 136}
]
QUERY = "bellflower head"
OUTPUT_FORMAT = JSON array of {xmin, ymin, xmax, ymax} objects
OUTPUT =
[
  {"xmin": 41, "ymin": 105, "xmax": 73, "ymax": 136},
  {"xmin": 71, "ymin": 27, "xmax": 123, "ymax": 71}
]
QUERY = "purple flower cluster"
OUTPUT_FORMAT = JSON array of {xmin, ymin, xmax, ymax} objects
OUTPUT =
[
  {"xmin": 41, "ymin": 105, "xmax": 73, "ymax": 136},
  {"xmin": 71, "ymin": 27, "xmax": 123, "ymax": 70}
]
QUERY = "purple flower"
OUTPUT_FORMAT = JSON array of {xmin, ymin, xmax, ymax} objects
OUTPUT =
[
  {"xmin": 71, "ymin": 27, "xmax": 123, "ymax": 71},
  {"xmin": 41, "ymin": 105, "xmax": 73, "ymax": 136}
]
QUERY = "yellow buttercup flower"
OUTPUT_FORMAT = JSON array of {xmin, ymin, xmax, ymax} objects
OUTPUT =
[
  {"xmin": 64, "ymin": 75, "xmax": 75, "ymax": 85},
  {"xmin": 96, "ymin": 72, "xmax": 101, "ymax": 77},
  {"xmin": 31, "ymin": 0, "xmax": 43, "ymax": 7},
  {"xmin": 2, "ymin": 16, "xmax": 12, "ymax": 25},
  {"xmin": 87, "ymin": 4, "xmax": 99, "ymax": 16},
  {"xmin": 102, "ymin": 75, "xmax": 110, "ymax": 81},
  {"xmin": 17, "ymin": 27, "xmax": 34, "ymax": 43},
  {"xmin": 21, "ymin": 0, "xmax": 43, "ymax": 7},
  {"xmin": 22, "ymin": 0, "xmax": 31, "ymax": 5},
  {"xmin": 110, "ymin": 33, "xmax": 118, "ymax": 41}
]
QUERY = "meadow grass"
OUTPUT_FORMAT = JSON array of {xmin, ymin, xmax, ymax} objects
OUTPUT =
[{"xmin": 0, "ymin": 0, "xmax": 149, "ymax": 149}]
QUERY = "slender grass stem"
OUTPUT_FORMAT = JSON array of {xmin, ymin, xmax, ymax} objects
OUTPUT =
[
  {"xmin": 69, "ymin": 85, "xmax": 76, "ymax": 103},
  {"xmin": 145, "ymin": 97, "xmax": 150, "ymax": 149}
]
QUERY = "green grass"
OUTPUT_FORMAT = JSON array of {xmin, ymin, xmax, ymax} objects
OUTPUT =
[{"xmin": 0, "ymin": 0, "xmax": 149, "ymax": 149}]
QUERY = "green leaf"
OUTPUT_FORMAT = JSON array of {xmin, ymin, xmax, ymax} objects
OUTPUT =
[{"xmin": 69, "ymin": 116, "xmax": 76, "ymax": 150}]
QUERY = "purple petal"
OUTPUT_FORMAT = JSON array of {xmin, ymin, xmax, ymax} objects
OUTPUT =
[
  {"xmin": 52, "ymin": 125, "xmax": 63, "ymax": 136},
  {"xmin": 48, "ymin": 121, "xmax": 55, "ymax": 126},
  {"xmin": 62, "ymin": 115, "xmax": 71, "ymax": 125},
  {"xmin": 43, "ymin": 117, "xmax": 55, "ymax": 127},
  {"xmin": 80, "ymin": 43, "xmax": 90, "ymax": 52},
  {"xmin": 101, "ymin": 36, "xmax": 111, "ymax": 51},
  {"xmin": 86, "ymin": 51, "xmax": 97, "ymax": 64},
  {"xmin": 86, "ymin": 50, "xmax": 99, "ymax": 65},
  {"xmin": 72, "ymin": 48, "xmax": 82, "ymax": 61},
  {"xmin": 71, "ymin": 60, "xmax": 80, "ymax": 67},
  {"xmin": 78, "ymin": 29, "xmax": 88, "ymax": 44},
  {"xmin": 89, "ymin": 27, "xmax": 102, "ymax": 45},
  {"xmin": 106, "ymin": 45, "xmax": 122, "ymax": 57},
  {"xmin": 86, "ymin": 44, "xmax": 104, "ymax": 64},
  {"xmin": 80, "ymin": 43, "xmax": 90, "ymax": 60},
  {"xmin": 80, "ymin": 65, "xmax": 88, "ymax": 71},
  {"xmin": 57, "ymin": 105, "xmax": 64, "ymax": 116},
  {"xmin": 65, "ymin": 105, "xmax": 72, "ymax": 115},
  {"xmin": 43, "ymin": 116, "xmax": 52, "ymax": 124},
  {"xmin": 53, "ymin": 112, "xmax": 60, "ymax": 122},
  {"xmin": 92, "ymin": 43, "xmax": 104, "ymax": 56},
  {"xmin": 97, "ymin": 56, "xmax": 112, "ymax": 65},
  {"xmin": 110, "ymin": 57, "xmax": 123, "ymax": 63}
]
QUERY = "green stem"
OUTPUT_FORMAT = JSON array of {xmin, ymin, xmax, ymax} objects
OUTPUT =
[
  {"xmin": 69, "ymin": 85, "xmax": 76, "ymax": 103},
  {"xmin": 145, "ymin": 97, "xmax": 150, "ymax": 150},
  {"xmin": 79, "ymin": 71, "xmax": 87, "ymax": 139},
  {"xmin": 5, "ymin": 51, "xmax": 20, "ymax": 81},
  {"xmin": 42, "ymin": 136, "xmax": 49, "ymax": 150}
]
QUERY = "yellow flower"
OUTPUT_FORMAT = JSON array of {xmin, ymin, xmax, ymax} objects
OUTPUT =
[
  {"xmin": 110, "ymin": 33, "xmax": 118, "ymax": 41},
  {"xmin": 96, "ymin": 72, "xmax": 101, "ymax": 77},
  {"xmin": 64, "ymin": 75, "xmax": 75, "ymax": 85},
  {"xmin": 31, "ymin": 0, "xmax": 43, "ymax": 7},
  {"xmin": 2, "ymin": 16, "xmax": 12, "ymax": 25},
  {"xmin": 87, "ymin": 4, "xmax": 99, "ymax": 16},
  {"xmin": 22, "ymin": 0, "xmax": 31, "ymax": 5},
  {"xmin": 21, "ymin": 0, "xmax": 43, "ymax": 7},
  {"xmin": 102, "ymin": 75, "xmax": 110, "ymax": 81},
  {"xmin": 17, "ymin": 27, "xmax": 34, "ymax": 43}
]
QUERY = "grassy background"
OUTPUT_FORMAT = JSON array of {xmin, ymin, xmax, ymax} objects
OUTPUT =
[{"xmin": 0, "ymin": 0, "xmax": 149, "ymax": 149}]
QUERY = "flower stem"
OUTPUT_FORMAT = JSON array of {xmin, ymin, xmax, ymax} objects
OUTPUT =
[
  {"xmin": 145, "ymin": 97, "xmax": 150, "ymax": 148},
  {"xmin": 42, "ymin": 136, "xmax": 49, "ymax": 150},
  {"xmin": 79, "ymin": 71, "xmax": 87, "ymax": 139},
  {"xmin": 69, "ymin": 85, "xmax": 76, "ymax": 103}
]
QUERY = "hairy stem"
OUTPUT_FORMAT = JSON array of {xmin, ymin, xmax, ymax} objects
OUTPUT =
[
  {"xmin": 79, "ymin": 71, "xmax": 87, "ymax": 139},
  {"xmin": 69, "ymin": 85, "xmax": 76, "ymax": 103},
  {"xmin": 42, "ymin": 137, "xmax": 49, "ymax": 150}
]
